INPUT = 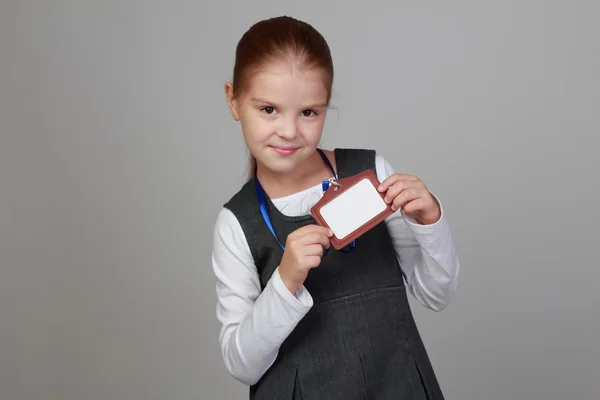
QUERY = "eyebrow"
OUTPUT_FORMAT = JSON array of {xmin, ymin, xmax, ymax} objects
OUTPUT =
[
  {"xmin": 251, "ymin": 97, "xmax": 275, "ymax": 105},
  {"xmin": 251, "ymin": 97, "xmax": 328, "ymax": 108}
]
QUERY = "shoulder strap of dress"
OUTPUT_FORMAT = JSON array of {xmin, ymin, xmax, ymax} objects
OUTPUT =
[{"xmin": 333, "ymin": 148, "xmax": 377, "ymax": 178}]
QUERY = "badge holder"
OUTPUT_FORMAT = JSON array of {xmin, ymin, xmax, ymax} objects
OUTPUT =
[{"xmin": 310, "ymin": 169, "xmax": 395, "ymax": 250}]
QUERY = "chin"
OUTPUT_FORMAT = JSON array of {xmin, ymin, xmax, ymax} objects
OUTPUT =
[{"xmin": 259, "ymin": 160, "xmax": 300, "ymax": 175}]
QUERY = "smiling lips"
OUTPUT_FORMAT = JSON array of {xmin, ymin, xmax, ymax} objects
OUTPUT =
[{"xmin": 270, "ymin": 145, "xmax": 299, "ymax": 156}]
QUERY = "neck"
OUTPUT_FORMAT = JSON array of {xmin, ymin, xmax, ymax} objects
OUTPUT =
[{"xmin": 256, "ymin": 150, "xmax": 332, "ymax": 198}]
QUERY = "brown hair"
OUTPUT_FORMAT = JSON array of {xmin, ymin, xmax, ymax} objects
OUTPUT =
[{"xmin": 230, "ymin": 16, "xmax": 334, "ymax": 179}]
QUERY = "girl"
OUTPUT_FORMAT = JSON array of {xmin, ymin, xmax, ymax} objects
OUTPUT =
[{"xmin": 212, "ymin": 16, "xmax": 459, "ymax": 400}]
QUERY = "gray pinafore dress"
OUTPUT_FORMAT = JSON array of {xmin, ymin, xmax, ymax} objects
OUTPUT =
[{"xmin": 223, "ymin": 148, "xmax": 445, "ymax": 400}]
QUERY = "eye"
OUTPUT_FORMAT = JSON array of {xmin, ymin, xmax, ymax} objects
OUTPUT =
[
  {"xmin": 302, "ymin": 110, "xmax": 318, "ymax": 117},
  {"xmin": 261, "ymin": 106, "xmax": 276, "ymax": 115}
]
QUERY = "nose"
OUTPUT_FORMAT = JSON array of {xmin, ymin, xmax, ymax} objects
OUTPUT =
[{"xmin": 277, "ymin": 116, "xmax": 299, "ymax": 140}]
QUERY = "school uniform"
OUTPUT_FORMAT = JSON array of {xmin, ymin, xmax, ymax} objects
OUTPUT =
[{"xmin": 212, "ymin": 148, "xmax": 459, "ymax": 399}]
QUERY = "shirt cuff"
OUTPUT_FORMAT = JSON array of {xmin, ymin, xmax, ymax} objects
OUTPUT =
[
  {"xmin": 401, "ymin": 192, "xmax": 451, "ymax": 252},
  {"xmin": 271, "ymin": 266, "xmax": 313, "ymax": 312}
]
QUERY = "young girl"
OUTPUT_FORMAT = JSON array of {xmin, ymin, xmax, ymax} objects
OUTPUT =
[{"xmin": 212, "ymin": 16, "xmax": 459, "ymax": 400}]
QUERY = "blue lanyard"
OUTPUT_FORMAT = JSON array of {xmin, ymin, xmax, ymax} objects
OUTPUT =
[{"xmin": 254, "ymin": 149, "xmax": 356, "ymax": 253}]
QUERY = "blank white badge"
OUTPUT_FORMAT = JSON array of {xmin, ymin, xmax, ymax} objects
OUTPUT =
[{"xmin": 319, "ymin": 178, "xmax": 387, "ymax": 239}]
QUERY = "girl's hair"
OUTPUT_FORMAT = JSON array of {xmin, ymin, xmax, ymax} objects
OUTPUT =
[{"xmin": 230, "ymin": 16, "xmax": 334, "ymax": 179}]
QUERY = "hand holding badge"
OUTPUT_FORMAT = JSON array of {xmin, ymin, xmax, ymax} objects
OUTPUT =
[{"xmin": 310, "ymin": 169, "xmax": 395, "ymax": 250}]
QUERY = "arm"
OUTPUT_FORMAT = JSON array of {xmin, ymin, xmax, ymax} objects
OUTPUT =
[
  {"xmin": 376, "ymin": 154, "xmax": 460, "ymax": 311},
  {"xmin": 211, "ymin": 208, "xmax": 313, "ymax": 385}
]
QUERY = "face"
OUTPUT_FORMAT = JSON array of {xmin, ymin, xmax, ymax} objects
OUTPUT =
[{"xmin": 225, "ymin": 60, "xmax": 329, "ymax": 179}]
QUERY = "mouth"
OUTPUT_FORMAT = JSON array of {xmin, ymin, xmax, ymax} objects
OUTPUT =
[{"xmin": 269, "ymin": 145, "xmax": 299, "ymax": 156}]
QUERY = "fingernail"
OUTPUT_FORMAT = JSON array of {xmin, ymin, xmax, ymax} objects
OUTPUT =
[{"xmin": 378, "ymin": 185, "xmax": 383, "ymax": 191}]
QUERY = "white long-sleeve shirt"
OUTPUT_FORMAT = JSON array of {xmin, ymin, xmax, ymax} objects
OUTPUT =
[{"xmin": 211, "ymin": 153, "xmax": 460, "ymax": 386}]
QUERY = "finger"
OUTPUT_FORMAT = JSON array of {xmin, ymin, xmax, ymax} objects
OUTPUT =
[
  {"xmin": 315, "ymin": 225, "xmax": 334, "ymax": 237},
  {"xmin": 319, "ymin": 234, "xmax": 332, "ymax": 249},
  {"xmin": 305, "ymin": 244, "xmax": 325, "ymax": 257},
  {"xmin": 383, "ymin": 180, "xmax": 419, "ymax": 204},
  {"xmin": 302, "ymin": 225, "xmax": 333, "ymax": 238},
  {"xmin": 377, "ymin": 174, "xmax": 404, "ymax": 192},
  {"xmin": 292, "ymin": 224, "xmax": 333, "ymax": 239},
  {"xmin": 378, "ymin": 174, "xmax": 418, "ymax": 192},
  {"xmin": 403, "ymin": 198, "xmax": 426, "ymax": 215},
  {"xmin": 306, "ymin": 255, "xmax": 323, "ymax": 269},
  {"xmin": 300, "ymin": 224, "xmax": 333, "ymax": 237},
  {"xmin": 302, "ymin": 232, "xmax": 331, "ymax": 249},
  {"xmin": 392, "ymin": 188, "xmax": 423, "ymax": 211}
]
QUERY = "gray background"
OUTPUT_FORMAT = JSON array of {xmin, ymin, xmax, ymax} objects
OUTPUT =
[{"xmin": 1, "ymin": 1, "xmax": 599, "ymax": 399}]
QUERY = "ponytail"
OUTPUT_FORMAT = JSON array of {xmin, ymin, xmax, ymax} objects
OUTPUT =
[{"xmin": 247, "ymin": 153, "xmax": 257, "ymax": 180}]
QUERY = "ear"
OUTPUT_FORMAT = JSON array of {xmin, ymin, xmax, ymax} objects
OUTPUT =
[{"xmin": 224, "ymin": 82, "xmax": 240, "ymax": 121}]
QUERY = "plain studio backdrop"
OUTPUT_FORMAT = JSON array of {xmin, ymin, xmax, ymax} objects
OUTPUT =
[{"xmin": 1, "ymin": 1, "xmax": 599, "ymax": 399}]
